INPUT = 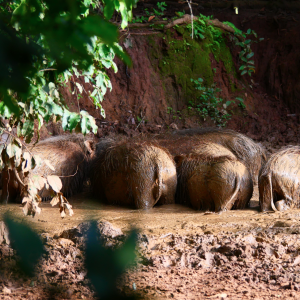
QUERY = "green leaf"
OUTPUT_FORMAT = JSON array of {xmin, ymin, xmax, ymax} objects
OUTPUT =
[
  {"xmin": 80, "ymin": 112, "xmax": 88, "ymax": 135},
  {"xmin": 239, "ymin": 50, "xmax": 245, "ymax": 58},
  {"xmin": 84, "ymin": 221, "xmax": 137, "ymax": 298},
  {"xmin": 80, "ymin": 110, "xmax": 97, "ymax": 134},
  {"xmin": 0, "ymin": 92, "xmax": 20, "ymax": 116},
  {"xmin": 81, "ymin": 16, "xmax": 118, "ymax": 45},
  {"xmin": 103, "ymin": 0, "xmax": 115, "ymax": 20},
  {"xmin": 241, "ymin": 70, "xmax": 247, "ymax": 76},
  {"xmin": 246, "ymin": 52, "xmax": 254, "ymax": 59},
  {"xmin": 225, "ymin": 101, "xmax": 231, "ymax": 107},
  {"xmin": 239, "ymin": 65, "xmax": 246, "ymax": 71},
  {"xmin": 111, "ymin": 44, "xmax": 131, "ymax": 66},
  {"xmin": 4, "ymin": 214, "xmax": 45, "ymax": 276},
  {"xmin": 62, "ymin": 110, "xmax": 71, "ymax": 131},
  {"xmin": 247, "ymin": 60, "xmax": 255, "ymax": 65},
  {"xmin": 102, "ymin": 60, "xmax": 112, "ymax": 69},
  {"xmin": 44, "ymin": 102, "xmax": 63, "ymax": 117},
  {"xmin": 75, "ymin": 82, "xmax": 83, "ymax": 93},
  {"xmin": 21, "ymin": 119, "xmax": 34, "ymax": 142},
  {"xmin": 68, "ymin": 113, "xmax": 81, "ymax": 132},
  {"xmin": 111, "ymin": 61, "xmax": 118, "ymax": 73},
  {"xmin": 37, "ymin": 114, "xmax": 43, "ymax": 130}
]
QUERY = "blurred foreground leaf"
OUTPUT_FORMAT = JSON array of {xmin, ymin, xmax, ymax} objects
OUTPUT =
[
  {"xmin": 4, "ymin": 213, "xmax": 46, "ymax": 276},
  {"xmin": 85, "ymin": 221, "xmax": 138, "ymax": 299}
]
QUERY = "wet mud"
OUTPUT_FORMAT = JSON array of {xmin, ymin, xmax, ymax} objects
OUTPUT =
[{"xmin": 2, "ymin": 187, "xmax": 300, "ymax": 299}]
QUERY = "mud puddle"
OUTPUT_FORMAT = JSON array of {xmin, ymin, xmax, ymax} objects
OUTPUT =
[
  {"xmin": 0, "ymin": 187, "xmax": 297, "ymax": 237},
  {"xmin": 2, "ymin": 187, "xmax": 300, "ymax": 300}
]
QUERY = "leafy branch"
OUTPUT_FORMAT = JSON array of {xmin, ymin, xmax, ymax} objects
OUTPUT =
[{"xmin": 0, "ymin": 0, "xmax": 135, "ymax": 217}]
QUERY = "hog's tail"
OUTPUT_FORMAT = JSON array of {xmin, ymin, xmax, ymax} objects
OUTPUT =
[
  {"xmin": 268, "ymin": 174, "xmax": 278, "ymax": 211},
  {"xmin": 223, "ymin": 176, "xmax": 241, "ymax": 211},
  {"xmin": 153, "ymin": 165, "xmax": 163, "ymax": 206}
]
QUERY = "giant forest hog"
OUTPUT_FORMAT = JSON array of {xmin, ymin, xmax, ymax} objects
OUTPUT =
[
  {"xmin": 1, "ymin": 134, "xmax": 94, "ymax": 203},
  {"xmin": 176, "ymin": 143, "xmax": 253, "ymax": 212},
  {"xmin": 164, "ymin": 128, "xmax": 266, "ymax": 184},
  {"xmin": 259, "ymin": 146, "xmax": 300, "ymax": 212},
  {"xmin": 90, "ymin": 140, "xmax": 177, "ymax": 209}
]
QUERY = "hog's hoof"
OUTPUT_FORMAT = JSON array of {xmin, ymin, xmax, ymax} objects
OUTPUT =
[{"xmin": 275, "ymin": 200, "xmax": 289, "ymax": 212}]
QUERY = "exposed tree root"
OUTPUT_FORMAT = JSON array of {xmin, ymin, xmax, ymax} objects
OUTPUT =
[
  {"xmin": 164, "ymin": 14, "xmax": 244, "ymax": 41},
  {"xmin": 120, "ymin": 15, "xmax": 244, "ymax": 40}
]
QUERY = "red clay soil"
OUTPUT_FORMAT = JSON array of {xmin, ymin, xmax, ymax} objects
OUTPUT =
[{"xmin": 55, "ymin": 3, "xmax": 300, "ymax": 145}]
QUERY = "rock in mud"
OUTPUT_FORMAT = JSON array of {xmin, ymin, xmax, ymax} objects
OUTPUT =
[
  {"xmin": 58, "ymin": 221, "xmax": 124, "ymax": 246},
  {"xmin": 0, "ymin": 221, "xmax": 10, "ymax": 245},
  {"xmin": 98, "ymin": 221, "xmax": 124, "ymax": 238}
]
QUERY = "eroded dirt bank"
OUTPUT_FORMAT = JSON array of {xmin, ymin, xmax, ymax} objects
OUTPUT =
[{"xmin": 55, "ymin": 2, "xmax": 300, "ymax": 144}]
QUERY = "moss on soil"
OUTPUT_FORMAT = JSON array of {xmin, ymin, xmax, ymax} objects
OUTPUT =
[{"xmin": 147, "ymin": 24, "xmax": 238, "ymax": 103}]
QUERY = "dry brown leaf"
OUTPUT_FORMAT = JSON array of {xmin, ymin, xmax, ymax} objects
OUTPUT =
[
  {"xmin": 33, "ymin": 202, "xmax": 41, "ymax": 215},
  {"xmin": 45, "ymin": 181, "xmax": 49, "ymax": 190},
  {"xmin": 22, "ymin": 152, "xmax": 31, "ymax": 172},
  {"xmin": 50, "ymin": 195, "xmax": 60, "ymax": 206},
  {"xmin": 27, "ymin": 181, "xmax": 38, "ymax": 199},
  {"xmin": 33, "ymin": 154, "xmax": 42, "ymax": 167},
  {"xmin": 35, "ymin": 194, "xmax": 42, "ymax": 203},
  {"xmin": 47, "ymin": 175, "xmax": 62, "ymax": 193},
  {"xmin": 60, "ymin": 210, "xmax": 66, "ymax": 218},
  {"xmin": 22, "ymin": 196, "xmax": 31, "ymax": 204},
  {"xmin": 65, "ymin": 203, "xmax": 74, "ymax": 217},
  {"xmin": 57, "ymin": 193, "xmax": 73, "ymax": 218},
  {"xmin": 148, "ymin": 15, "xmax": 155, "ymax": 22},
  {"xmin": 44, "ymin": 159, "xmax": 55, "ymax": 171},
  {"xmin": 22, "ymin": 196, "xmax": 41, "ymax": 217},
  {"xmin": 31, "ymin": 174, "xmax": 46, "ymax": 190}
]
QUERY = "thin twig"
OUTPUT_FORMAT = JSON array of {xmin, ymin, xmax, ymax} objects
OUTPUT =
[
  {"xmin": 72, "ymin": 75, "xmax": 81, "ymax": 113},
  {"xmin": 130, "ymin": 32, "xmax": 161, "ymax": 35},
  {"xmin": 1, "ymin": 128, "xmax": 35, "ymax": 157},
  {"xmin": 58, "ymin": 165, "xmax": 79, "ymax": 178},
  {"xmin": 186, "ymin": 0, "xmax": 194, "ymax": 39},
  {"xmin": 39, "ymin": 68, "xmax": 57, "ymax": 72},
  {"xmin": 135, "ymin": 116, "xmax": 145, "ymax": 131}
]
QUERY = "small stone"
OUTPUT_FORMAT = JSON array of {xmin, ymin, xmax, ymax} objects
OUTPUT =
[
  {"xmin": 2, "ymin": 286, "xmax": 11, "ymax": 294},
  {"xmin": 98, "ymin": 221, "xmax": 123, "ymax": 238},
  {"xmin": 170, "ymin": 123, "xmax": 178, "ymax": 130},
  {"xmin": 273, "ymin": 221, "xmax": 292, "ymax": 228},
  {"xmin": 293, "ymin": 256, "xmax": 300, "ymax": 265},
  {"xmin": 59, "ymin": 238, "xmax": 75, "ymax": 247}
]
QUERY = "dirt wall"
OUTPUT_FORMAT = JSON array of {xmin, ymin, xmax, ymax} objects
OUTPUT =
[{"xmin": 59, "ymin": 3, "xmax": 300, "ymax": 143}]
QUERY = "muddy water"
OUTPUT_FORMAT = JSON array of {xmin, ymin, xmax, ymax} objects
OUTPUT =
[{"xmin": 1, "ymin": 187, "xmax": 299, "ymax": 237}]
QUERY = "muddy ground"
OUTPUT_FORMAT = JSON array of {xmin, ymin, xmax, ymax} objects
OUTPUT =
[
  {"xmin": 2, "ymin": 1, "xmax": 300, "ymax": 299},
  {"xmin": 1, "ymin": 184, "xmax": 300, "ymax": 300}
]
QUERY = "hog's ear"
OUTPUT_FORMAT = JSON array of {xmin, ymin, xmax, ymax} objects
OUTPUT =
[
  {"xmin": 174, "ymin": 155, "xmax": 184, "ymax": 166},
  {"xmin": 84, "ymin": 140, "xmax": 95, "ymax": 156}
]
